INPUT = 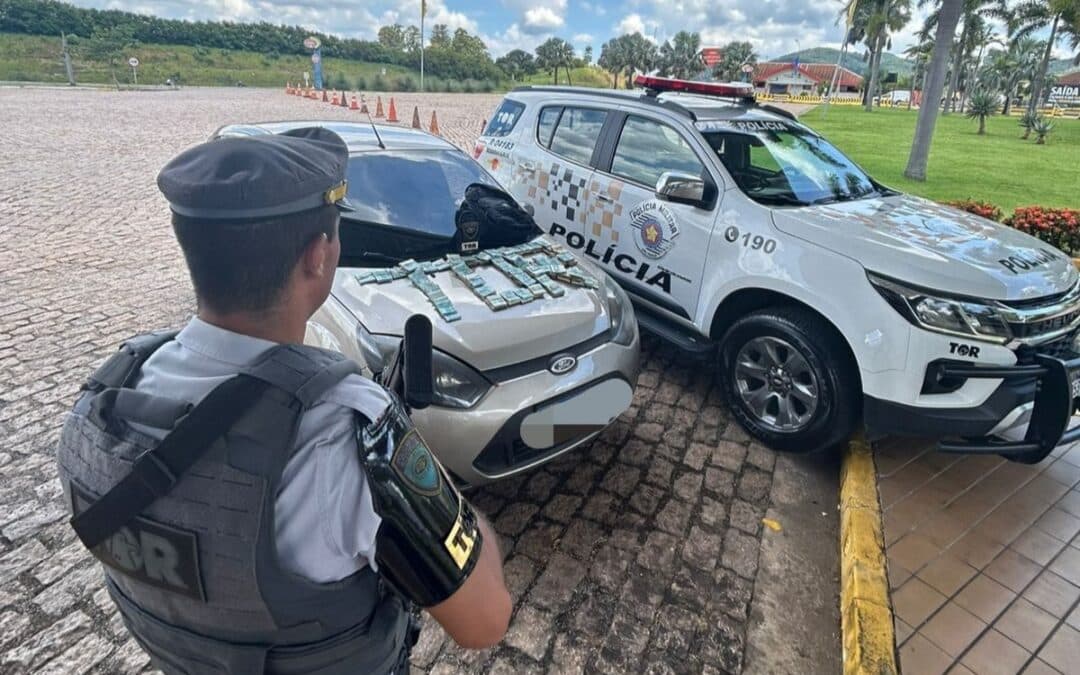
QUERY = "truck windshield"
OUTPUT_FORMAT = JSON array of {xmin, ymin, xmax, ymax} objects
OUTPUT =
[{"xmin": 699, "ymin": 121, "xmax": 881, "ymax": 207}]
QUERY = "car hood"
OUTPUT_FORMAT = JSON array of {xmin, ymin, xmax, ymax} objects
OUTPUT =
[
  {"xmin": 772, "ymin": 194, "xmax": 1077, "ymax": 300},
  {"xmin": 331, "ymin": 259, "xmax": 612, "ymax": 372}
]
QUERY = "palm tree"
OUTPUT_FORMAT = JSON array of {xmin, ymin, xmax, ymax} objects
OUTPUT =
[
  {"xmin": 904, "ymin": 0, "xmax": 965, "ymax": 180},
  {"xmin": 598, "ymin": 37, "xmax": 627, "ymax": 88},
  {"xmin": 980, "ymin": 36, "xmax": 1043, "ymax": 114},
  {"xmin": 941, "ymin": 0, "xmax": 1005, "ymax": 114},
  {"xmin": 965, "ymin": 89, "xmax": 997, "ymax": 132},
  {"xmin": 903, "ymin": 33, "xmax": 935, "ymax": 109},
  {"xmin": 658, "ymin": 31, "xmax": 702, "ymax": 79},
  {"xmin": 847, "ymin": 0, "xmax": 914, "ymax": 111},
  {"xmin": 1009, "ymin": 0, "xmax": 1080, "ymax": 115},
  {"xmin": 620, "ymin": 33, "xmax": 658, "ymax": 88}
]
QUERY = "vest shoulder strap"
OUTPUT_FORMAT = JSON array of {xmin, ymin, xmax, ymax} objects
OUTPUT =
[
  {"xmin": 86, "ymin": 330, "xmax": 178, "ymax": 391},
  {"xmin": 242, "ymin": 344, "xmax": 362, "ymax": 408}
]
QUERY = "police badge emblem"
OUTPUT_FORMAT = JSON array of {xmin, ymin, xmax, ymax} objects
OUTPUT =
[
  {"xmin": 390, "ymin": 430, "xmax": 443, "ymax": 496},
  {"xmin": 629, "ymin": 200, "xmax": 680, "ymax": 259}
]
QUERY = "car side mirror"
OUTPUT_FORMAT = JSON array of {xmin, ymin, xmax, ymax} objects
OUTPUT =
[{"xmin": 656, "ymin": 171, "xmax": 713, "ymax": 209}]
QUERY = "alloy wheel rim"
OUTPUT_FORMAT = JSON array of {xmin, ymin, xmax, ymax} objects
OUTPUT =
[{"xmin": 733, "ymin": 336, "xmax": 819, "ymax": 432}]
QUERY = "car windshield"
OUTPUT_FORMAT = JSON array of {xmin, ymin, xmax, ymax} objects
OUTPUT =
[
  {"xmin": 700, "ymin": 120, "xmax": 882, "ymax": 207},
  {"xmin": 338, "ymin": 149, "xmax": 540, "ymax": 265}
]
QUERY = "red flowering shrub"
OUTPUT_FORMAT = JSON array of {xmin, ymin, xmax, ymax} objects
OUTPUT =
[
  {"xmin": 945, "ymin": 199, "xmax": 1003, "ymax": 222},
  {"xmin": 1005, "ymin": 206, "xmax": 1080, "ymax": 254}
]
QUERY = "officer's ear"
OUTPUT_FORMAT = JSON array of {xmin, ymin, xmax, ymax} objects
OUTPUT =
[{"xmin": 300, "ymin": 232, "xmax": 333, "ymax": 279}]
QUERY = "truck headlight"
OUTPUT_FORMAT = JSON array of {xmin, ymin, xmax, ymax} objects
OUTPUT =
[
  {"xmin": 604, "ymin": 277, "xmax": 636, "ymax": 346},
  {"xmin": 868, "ymin": 272, "xmax": 1012, "ymax": 343},
  {"xmin": 356, "ymin": 323, "xmax": 489, "ymax": 408}
]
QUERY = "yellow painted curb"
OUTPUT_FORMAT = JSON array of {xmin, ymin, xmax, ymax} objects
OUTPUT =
[{"xmin": 839, "ymin": 434, "xmax": 898, "ymax": 675}]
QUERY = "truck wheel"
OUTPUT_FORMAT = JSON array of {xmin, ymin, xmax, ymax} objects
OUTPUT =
[{"xmin": 719, "ymin": 307, "xmax": 860, "ymax": 453}]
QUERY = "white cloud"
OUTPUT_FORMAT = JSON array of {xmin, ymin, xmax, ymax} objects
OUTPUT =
[
  {"xmin": 572, "ymin": 33, "xmax": 595, "ymax": 44},
  {"xmin": 580, "ymin": 0, "xmax": 606, "ymax": 15},
  {"xmin": 616, "ymin": 13, "xmax": 646, "ymax": 35},
  {"xmin": 523, "ymin": 7, "xmax": 565, "ymax": 33}
]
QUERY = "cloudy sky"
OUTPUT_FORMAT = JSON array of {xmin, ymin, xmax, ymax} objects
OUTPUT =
[{"xmin": 67, "ymin": 0, "xmax": 1047, "ymax": 62}]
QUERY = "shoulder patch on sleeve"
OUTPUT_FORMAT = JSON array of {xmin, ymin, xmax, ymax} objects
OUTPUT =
[{"xmin": 320, "ymin": 374, "xmax": 394, "ymax": 423}]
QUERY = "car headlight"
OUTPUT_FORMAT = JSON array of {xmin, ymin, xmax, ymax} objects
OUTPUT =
[
  {"xmin": 355, "ymin": 323, "xmax": 397, "ymax": 374},
  {"xmin": 604, "ymin": 277, "xmax": 636, "ymax": 346},
  {"xmin": 868, "ymin": 272, "xmax": 1012, "ymax": 343},
  {"xmin": 356, "ymin": 322, "xmax": 489, "ymax": 408},
  {"xmin": 431, "ymin": 350, "xmax": 490, "ymax": 408}
]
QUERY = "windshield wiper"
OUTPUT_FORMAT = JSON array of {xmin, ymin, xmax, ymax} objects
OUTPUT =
[{"xmin": 753, "ymin": 194, "xmax": 810, "ymax": 207}]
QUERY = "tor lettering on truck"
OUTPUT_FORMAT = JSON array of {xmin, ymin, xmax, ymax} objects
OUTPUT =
[
  {"xmin": 949, "ymin": 342, "xmax": 981, "ymax": 359},
  {"xmin": 71, "ymin": 485, "xmax": 206, "ymax": 601}
]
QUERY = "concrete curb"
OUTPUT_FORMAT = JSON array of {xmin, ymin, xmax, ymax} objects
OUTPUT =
[{"xmin": 839, "ymin": 434, "xmax": 898, "ymax": 675}]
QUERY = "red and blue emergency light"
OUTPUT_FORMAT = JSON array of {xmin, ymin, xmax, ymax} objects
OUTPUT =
[{"xmin": 633, "ymin": 75, "xmax": 755, "ymax": 101}]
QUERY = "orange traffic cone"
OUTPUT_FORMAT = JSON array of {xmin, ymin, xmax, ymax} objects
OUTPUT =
[
  {"xmin": 387, "ymin": 98, "xmax": 399, "ymax": 123},
  {"xmin": 411, "ymin": 106, "xmax": 421, "ymax": 129},
  {"xmin": 285, "ymin": 82, "xmax": 291, "ymax": 94},
  {"xmin": 360, "ymin": 101, "xmax": 369, "ymax": 114},
  {"xmin": 350, "ymin": 95, "xmax": 359, "ymax": 110},
  {"xmin": 331, "ymin": 91, "xmax": 340, "ymax": 106},
  {"xmin": 340, "ymin": 91, "xmax": 349, "ymax": 108},
  {"xmin": 322, "ymin": 89, "xmax": 329, "ymax": 103},
  {"xmin": 429, "ymin": 110, "xmax": 441, "ymax": 136},
  {"xmin": 375, "ymin": 96, "xmax": 384, "ymax": 118}
]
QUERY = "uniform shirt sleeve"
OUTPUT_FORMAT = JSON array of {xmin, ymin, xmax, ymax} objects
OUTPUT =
[{"xmin": 274, "ymin": 374, "xmax": 390, "ymax": 583}]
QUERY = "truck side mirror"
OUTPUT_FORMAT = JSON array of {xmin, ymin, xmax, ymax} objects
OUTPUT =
[{"xmin": 656, "ymin": 171, "xmax": 714, "ymax": 209}]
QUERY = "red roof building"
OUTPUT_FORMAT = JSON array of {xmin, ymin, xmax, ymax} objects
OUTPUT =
[
  {"xmin": 752, "ymin": 62, "xmax": 864, "ymax": 94},
  {"xmin": 1056, "ymin": 70, "xmax": 1080, "ymax": 87}
]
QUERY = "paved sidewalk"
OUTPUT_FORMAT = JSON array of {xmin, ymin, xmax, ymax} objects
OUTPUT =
[
  {"xmin": 878, "ymin": 438, "xmax": 1080, "ymax": 674},
  {"xmin": 0, "ymin": 87, "xmax": 839, "ymax": 674}
]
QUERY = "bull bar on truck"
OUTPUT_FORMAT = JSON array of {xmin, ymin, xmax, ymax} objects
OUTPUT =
[{"xmin": 934, "ymin": 352, "xmax": 1080, "ymax": 461}]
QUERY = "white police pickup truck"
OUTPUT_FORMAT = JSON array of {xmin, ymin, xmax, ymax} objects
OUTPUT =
[{"xmin": 476, "ymin": 75, "xmax": 1080, "ymax": 462}]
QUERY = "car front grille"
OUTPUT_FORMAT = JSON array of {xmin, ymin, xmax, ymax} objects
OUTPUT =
[{"xmin": 1009, "ymin": 308, "xmax": 1080, "ymax": 340}]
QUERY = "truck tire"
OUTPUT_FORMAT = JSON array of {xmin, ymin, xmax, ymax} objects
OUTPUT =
[{"xmin": 719, "ymin": 307, "xmax": 860, "ymax": 453}]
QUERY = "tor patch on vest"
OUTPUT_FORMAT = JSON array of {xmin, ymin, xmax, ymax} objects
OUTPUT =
[
  {"xmin": 390, "ymin": 430, "xmax": 443, "ymax": 496},
  {"xmin": 444, "ymin": 505, "xmax": 478, "ymax": 570},
  {"xmin": 71, "ymin": 485, "xmax": 206, "ymax": 602}
]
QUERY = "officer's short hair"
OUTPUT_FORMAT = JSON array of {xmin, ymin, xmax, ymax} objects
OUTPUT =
[{"xmin": 172, "ymin": 205, "xmax": 339, "ymax": 314}]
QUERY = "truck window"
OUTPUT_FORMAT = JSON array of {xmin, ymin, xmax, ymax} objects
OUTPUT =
[
  {"xmin": 611, "ymin": 116, "xmax": 705, "ymax": 189},
  {"xmin": 483, "ymin": 100, "xmax": 526, "ymax": 137},
  {"xmin": 537, "ymin": 107, "xmax": 561, "ymax": 148},
  {"xmin": 547, "ymin": 107, "xmax": 607, "ymax": 166}
]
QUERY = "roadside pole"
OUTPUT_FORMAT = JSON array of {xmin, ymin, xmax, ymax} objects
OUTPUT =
[
  {"xmin": 61, "ymin": 32, "xmax": 75, "ymax": 86},
  {"xmin": 420, "ymin": 0, "xmax": 426, "ymax": 92},
  {"xmin": 128, "ymin": 57, "xmax": 139, "ymax": 86},
  {"xmin": 823, "ymin": 41, "xmax": 846, "ymax": 118}
]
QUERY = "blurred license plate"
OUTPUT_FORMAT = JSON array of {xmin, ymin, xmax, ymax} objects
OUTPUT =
[{"xmin": 520, "ymin": 379, "xmax": 633, "ymax": 449}]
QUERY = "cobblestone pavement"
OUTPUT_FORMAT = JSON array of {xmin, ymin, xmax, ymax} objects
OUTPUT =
[
  {"xmin": 878, "ymin": 438, "xmax": 1080, "ymax": 674},
  {"xmin": 0, "ymin": 87, "xmax": 803, "ymax": 674}
]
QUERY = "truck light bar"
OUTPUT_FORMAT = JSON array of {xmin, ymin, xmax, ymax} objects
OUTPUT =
[{"xmin": 634, "ymin": 75, "xmax": 755, "ymax": 101}]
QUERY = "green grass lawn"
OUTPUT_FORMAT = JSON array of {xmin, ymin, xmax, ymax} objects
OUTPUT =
[
  {"xmin": 0, "ymin": 33, "xmax": 426, "ymax": 88},
  {"xmin": 800, "ymin": 105, "xmax": 1080, "ymax": 213},
  {"xmin": 520, "ymin": 66, "xmax": 614, "ymax": 88}
]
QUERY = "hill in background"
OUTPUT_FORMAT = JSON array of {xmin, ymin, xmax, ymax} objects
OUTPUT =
[{"xmin": 770, "ymin": 47, "xmax": 913, "ymax": 77}]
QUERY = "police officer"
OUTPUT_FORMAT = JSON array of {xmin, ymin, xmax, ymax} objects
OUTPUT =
[{"xmin": 55, "ymin": 127, "xmax": 511, "ymax": 674}]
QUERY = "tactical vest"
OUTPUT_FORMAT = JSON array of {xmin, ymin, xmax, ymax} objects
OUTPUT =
[{"xmin": 55, "ymin": 333, "xmax": 411, "ymax": 675}]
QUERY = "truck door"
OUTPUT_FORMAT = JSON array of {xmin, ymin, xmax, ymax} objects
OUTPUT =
[
  {"xmin": 510, "ymin": 105, "xmax": 608, "ymax": 240},
  {"xmin": 582, "ymin": 113, "xmax": 719, "ymax": 321}
]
